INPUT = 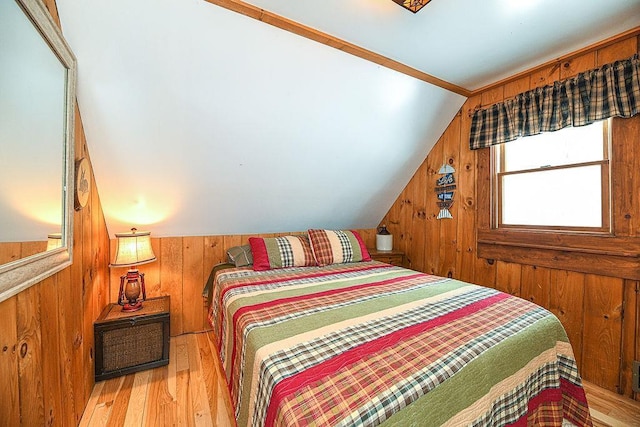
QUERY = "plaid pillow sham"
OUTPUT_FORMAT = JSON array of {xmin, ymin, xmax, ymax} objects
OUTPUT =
[
  {"xmin": 307, "ymin": 229, "xmax": 371, "ymax": 266},
  {"xmin": 249, "ymin": 235, "xmax": 316, "ymax": 271}
]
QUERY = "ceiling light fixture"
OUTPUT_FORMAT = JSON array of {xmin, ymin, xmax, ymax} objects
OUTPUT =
[{"xmin": 392, "ymin": 0, "xmax": 432, "ymax": 13}]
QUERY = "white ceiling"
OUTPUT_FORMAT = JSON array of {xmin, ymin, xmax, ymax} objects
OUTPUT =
[
  {"xmin": 55, "ymin": 0, "xmax": 640, "ymax": 238},
  {"xmin": 241, "ymin": 0, "xmax": 640, "ymax": 90}
]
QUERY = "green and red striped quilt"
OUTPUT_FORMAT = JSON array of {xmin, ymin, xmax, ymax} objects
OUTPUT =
[{"xmin": 208, "ymin": 261, "xmax": 592, "ymax": 427}]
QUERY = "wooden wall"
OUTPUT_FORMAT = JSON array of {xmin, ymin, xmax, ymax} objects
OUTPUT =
[
  {"xmin": 108, "ymin": 230, "xmax": 377, "ymax": 336},
  {"xmin": 0, "ymin": 113, "xmax": 110, "ymax": 427},
  {"xmin": 0, "ymin": 2, "xmax": 112, "ymax": 426},
  {"xmin": 381, "ymin": 33, "xmax": 640, "ymax": 401},
  {"xmin": 0, "ymin": 242, "xmax": 48, "ymax": 264}
]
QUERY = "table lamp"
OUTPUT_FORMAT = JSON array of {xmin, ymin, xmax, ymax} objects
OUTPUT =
[{"xmin": 110, "ymin": 228, "xmax": 157, "ymax": 311}]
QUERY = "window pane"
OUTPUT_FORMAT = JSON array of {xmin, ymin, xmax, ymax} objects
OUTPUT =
[
  {"xmin": 503, "ymin": 121, "xmax": 604, "ymax": 172},
  {"xmin": 501, "ymin": 165, "xmax": 602, "ymax": 227}
]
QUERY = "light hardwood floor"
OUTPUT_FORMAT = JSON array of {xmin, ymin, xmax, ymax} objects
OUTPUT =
[
  {"xmin": 80, "ymin": 331, "xmax": 640, "ymax": 427},
  {"xmin": 80, "ymin": 332, "xmax": 236, "ymax": 427}
]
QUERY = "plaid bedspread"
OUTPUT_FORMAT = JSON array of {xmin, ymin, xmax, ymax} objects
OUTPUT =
[{"xmin": 208, "ymin": 261, "xmax": 592, "ymax": 427}]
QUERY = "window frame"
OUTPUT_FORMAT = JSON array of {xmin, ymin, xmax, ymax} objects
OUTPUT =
[
  {"xmin": 476, "ymin": 117, "xmax": 640, "ymax": 280},
  {"xmin": 492, "ymin": 119, "xmax": 612, "ymax": 234}
]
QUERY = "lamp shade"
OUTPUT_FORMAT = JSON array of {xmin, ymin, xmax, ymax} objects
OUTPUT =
[{"xmin": 110, "ymin": 228, "xmax": 156, "ymax": 267}]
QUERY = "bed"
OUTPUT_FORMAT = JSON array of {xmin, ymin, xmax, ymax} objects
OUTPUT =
[{"xmin": 206, "ymin": 235, "xmax": 592, "ymax": 427}]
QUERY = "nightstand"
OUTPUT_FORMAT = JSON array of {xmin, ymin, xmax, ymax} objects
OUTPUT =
[
  {"xmin": 94, "ymin": 295, "xmax": 170, "ymax": 381},
  {"xmin": 368, "ymin": 249, "xmax": 405, "ymax": 266}
]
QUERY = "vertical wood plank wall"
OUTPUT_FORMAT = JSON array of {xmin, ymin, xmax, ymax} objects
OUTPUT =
[
  {"xmin": 108, "ymin": 230, "xmax": 377, "ymax": 337},
  {"xmin": 381, "ymin": 34, "xmax": 640, "ymax": 401},
  {"xmin": 0, "ymin": 2, "xmax": 111, "ymax": 425},
  {"xmin": 0, "ymin": 96, "xmax": 110, "ymax": 426}
]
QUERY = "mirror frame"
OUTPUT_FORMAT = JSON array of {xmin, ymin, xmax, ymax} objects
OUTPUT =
[{"xmin": 0, "ymin": 0, "xmax": 76, "ymax": 303}]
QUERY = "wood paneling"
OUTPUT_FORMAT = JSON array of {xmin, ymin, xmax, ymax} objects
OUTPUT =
[
  {"xmin": 582, "ymin": 275, "xmax": 624, "ymax": 391},
  {"xmin": 381, "ymin": 31, "xmax": 640, "ymax": 400},
  {"xmin": 108, "ymin": 230, "xmax": 377, "ymax": 335},
  {"xmin": 0, "ymin": 242, "xmax": 47, "ymax": 265},
  {"xmin": 475, "ymin": 39, "xmax": 640, "ymax": 280},
  {"xmin": 455, "ymin": 96, "xmax": 479, "ymax": 284},
  {"xmin": 529, "ymin": 63, "xmax": 560, "ymax": 90},
  {"xmin": 423, "ymin": 139, "xmax": 441, "ymax": 274},
  {"xmin": 612, "ymin": 110, "xmax": 640, "ymax": 238},
  {"xmin": 0, "ymin": 115, "xmax": 111, "ymax": 427},
  {"xmin": 0, "ymin": 243, "xmax": 21, "ymax": 265},
  {"xmin": 520, "ymin": 265, "xmax": 551, "ymax": 308},
  {"xmin": 620, "ymin": 280, "xmax": 639, "ymax": 400},
  {"xmin": 549, "ymin": 270, "xmax": 586, "ymax": 369},
  {"xmin": 439, "ymin": 119, "xmax": 460, "ymax": 278},
  {"xmin": 0, "ymin": 2, "xmax": 112, "ymax": 423},
  {"xmin": 0, "ymin": 297, "xmax": 20, "ymax": 425},
  {"xmin": 495, "ymin": 261, "xmax": 521, "ymax": 297},
  {"xmin": 40, "ymin": 275, "xmax": 63, "ymax": 427},
  {"xmin": 596, "ymin": 37, "xmax": 638, "ymax": 67},
  {"xmin": 559, "ymin": 53, "xmax": 595, "ymax": 81},
  {"xmin": 471, "ymin": 27, "xmax": 640, "ymax": 95},
  {"xmin": 407, "ymin": 162, "xmax": 427, "ymax": 272},
  {"xmin": 160, "ymin": 237, "xmax": 184, "ymax": 335},
  {"xmin": 183, "ymin": 237, "xmax": 204, "ymax": 334},
  {"xmin": 16, "ymin": 281, "xmax": 45, "ymax": 426}
]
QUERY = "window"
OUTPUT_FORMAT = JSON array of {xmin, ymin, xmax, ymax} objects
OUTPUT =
[
  {"xmin": 475, "ymin": 117, "xmax": 640, "ymax": 279},
  {"xmin": 493, "ymin": 119, "xmax": 611, "ymax": 233}
]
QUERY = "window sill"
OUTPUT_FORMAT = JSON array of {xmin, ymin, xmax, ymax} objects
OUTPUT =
[{"xmin": 477, "ymin": 229, "xmax": 640, "ymax": 279}]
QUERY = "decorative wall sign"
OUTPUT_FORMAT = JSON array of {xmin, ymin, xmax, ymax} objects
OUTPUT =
[
  {"xmin": 434, "ymin": 164, "xmax": 456, "ymax": 219},
  {"xmin": 75, "ymin": 157, "xmax": 91, "ymax": 210}
]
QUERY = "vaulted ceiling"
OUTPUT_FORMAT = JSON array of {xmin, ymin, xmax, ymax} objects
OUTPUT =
[{"xmin": 56, "ymin": 0, "xmax": 640, "ymax": 237}]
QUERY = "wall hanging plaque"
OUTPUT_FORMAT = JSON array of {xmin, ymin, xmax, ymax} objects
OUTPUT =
[
  {"xmin": 434, "ymin": 164, "xmax": 455, "ymax": 219},
  {"xmin": 75, "ymin": 157, "xmax": 91, "ymax": 210}
]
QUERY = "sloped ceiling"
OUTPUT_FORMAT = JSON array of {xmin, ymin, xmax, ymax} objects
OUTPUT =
[
  {"xmin": 239, "ymin": 0, "xmax": 640, "ymax": 90},
  {"xmin": 55, "ymin": 0, "xmax": 640, "ymax": 237}
]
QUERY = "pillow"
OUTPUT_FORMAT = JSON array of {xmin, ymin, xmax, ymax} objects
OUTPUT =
[
  {"xmin": 307, "ymin": 229, "xmax": 371, "ymax": 266},
  {"xmin": 226, "ymin": 245, "xmax": 253, "ymax": 267},
  {"xmin": 249, "ymin": 235, "xmax": 316, "ymax": 271}
]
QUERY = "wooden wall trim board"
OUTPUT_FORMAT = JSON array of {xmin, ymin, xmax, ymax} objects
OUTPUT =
[
  {"xmin": 470, "ymin": 26, "xmax": 640, "ymax": 100},
  {"xmin": 206, "ymin": 1, "xmax": 638, "ymax": 100},
  {"xmin": 477, "ymin": 231, "xmax": 640, "ymax": 258},
  {"xmin": 108, "ymin": 229, "xmax": 378, "ymax": 336},
  {"xmin": 204, "ymin": 0, "xmax": 472, "ymax": 97},
  {"xmin": 381, "ymin": 32, "xmax": 640, "ymax": 401}
]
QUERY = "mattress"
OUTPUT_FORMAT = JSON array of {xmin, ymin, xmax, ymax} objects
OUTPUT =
[{"xmin": 208, "ymin": 261, "xmax": 592, "ymax": 427}]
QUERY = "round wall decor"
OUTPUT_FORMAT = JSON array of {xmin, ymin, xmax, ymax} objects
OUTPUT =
[{"xmin": 75, "ymin": 157, "xmax": 91, "ymax": 210}]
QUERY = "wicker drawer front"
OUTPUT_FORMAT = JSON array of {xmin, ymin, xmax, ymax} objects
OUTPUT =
[
  {"xmin": 95, "ymin": 296, "xmax": 170, "ymax": 381},
  {"xmin": 102, "ymin": 322, "xmax": 164, "ymax": 372}
]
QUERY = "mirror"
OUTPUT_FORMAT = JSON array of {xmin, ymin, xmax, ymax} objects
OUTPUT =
[{"xmin": 0, "ymin": 0, "xmax": 76, "ymax": 302}]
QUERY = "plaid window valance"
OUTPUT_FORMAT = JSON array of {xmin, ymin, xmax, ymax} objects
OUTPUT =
[{"xmin": 469, "ymin": 54, "xmax": 640, "ymax": 150}]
